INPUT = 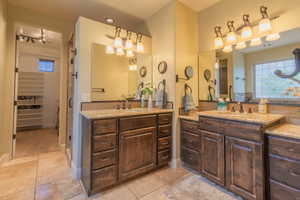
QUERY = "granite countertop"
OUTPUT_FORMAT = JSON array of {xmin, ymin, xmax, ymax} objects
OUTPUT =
[
  {"xmin": 81, "ymin": 108, "xmax": 174, "ymax": 119},
  {"xmin": 180, "ymin": 110, "xmax": 285, "ymax": 125},
  {"xmin": 266, "ymin": 123, "xmax": 300, "ymax": 140}
]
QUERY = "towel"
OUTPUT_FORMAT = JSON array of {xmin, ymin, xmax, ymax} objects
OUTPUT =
[
  {"xmin": 182, "ymin": 93, "xmax": 196, "ymax": 112},
  {"xmin": 135, "ymin": 83, "xmax": 143, "ymax": 100},
  {"xmin": 156, "ymin": 89, "xmax": 167, "ymax": 108}
]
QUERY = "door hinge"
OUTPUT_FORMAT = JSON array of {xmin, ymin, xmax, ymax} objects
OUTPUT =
[
  {"xmin": 72, "ymin": 72, "xmax": 78, "ymax": 80},
  {"xmin": 69, "ymin": 135, "xmax": 72, "ymax": 141},
  {"xmin": 14, "ymin": 100, "xmax": 18, "ymax": 106},
  {"xmin": 15, "ymin": 68, "xmax": 19, "ymax": 73},
  {"xmin": 13, "ymin": 134, "xmax": 16, "ymax": 140},
  {"xmin": 72, "ymin": 48, "xmax": 77, "ymax": 56}
]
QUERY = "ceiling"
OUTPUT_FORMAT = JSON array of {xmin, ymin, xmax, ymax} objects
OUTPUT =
[{"xmin": 8, "ymin": 0, "xmax": 221, "ymax": 29}]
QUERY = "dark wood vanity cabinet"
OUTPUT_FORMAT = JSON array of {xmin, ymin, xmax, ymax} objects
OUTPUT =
[
  {"xmin": 81, "ymin": 112, "xmax": 172, "ymax": 195},
  {"xmin": 268, "ymin": 136, "xmax": 300, "ymax": 200},
  {"xmin": 181, "ymin": 117, "xmax": 265, "ymax": 200}
]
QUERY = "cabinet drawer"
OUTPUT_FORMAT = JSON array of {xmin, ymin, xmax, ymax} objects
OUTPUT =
[
  {"xmin": 199, "ymin": 117, "xmax": 223, "ymax": 133},
  {"xmin": 158, "ymin": 125, "xmax": 172, "ymax": 138},
  {"xmin": 158, "ymin": 149, "xmax": 171, "ymax": 166},
  {"xmin": 158, "ymin": 136, "xmax": 171, "ymax": 151},
  {"xmin": 225, "ymin": 121, "xmax": 263, "ymax": 142},
  {"xmin": 270, "ymin": 179, "xmax": 300, "ymax": 200},
  {"xmin": 181, "ymin": 119, "xmax": 199, "ymax": 134},
  {"xmin": 181, "ymin": 146, "xmax": 200, "ymax": 170},
  {"xmin": 92, "ymin": 150, "xmax": 116, "ymax": 170},
  {"xmin": 270, "ymin": 154, "xmax": 300, "ymax": 190},
  {"xmin": 93, "ymin": 134, "xmax": 116, "ymax": 152},
  {"xmin": 269, "ymin": 136, "xmax": 300, "ymax": 161},
  {"xmin": 120, "ymin": 115, "xmax": 156, "ymax": 132},
  {"xmin": 181, "ymin": 131, "xmax": 201, "ymax": 152},
  {"xmin": 159, "ymin": 113, "xmax": 172, "ymax": 125},
  {"xmin": 93, "ymin": 119, "xmax": 116, "ymax": 135},
  {"xmin": 92, "ymin": 165, "xmax": 117, "ymax": 191}
]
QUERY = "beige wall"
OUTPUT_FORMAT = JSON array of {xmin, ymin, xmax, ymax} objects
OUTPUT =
[
  {"xmin": 198, "ymin": 0, "xmax": 300, "ymax": 52},
  {"xmin": 2, "ymin": 4, "xmax": 73, "ymax": 157},
  {"xmin": 244, "ymin": 42, "xmax": 300, "ymax": 93},
  {"xmin": 0, "ymin": 0, "xmax": 7, "ymax": 158}
]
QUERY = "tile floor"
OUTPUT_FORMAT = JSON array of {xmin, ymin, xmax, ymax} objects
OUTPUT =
[
  {"xmin": 0, "ymin": 149, "xmax": 242, "ymax": 200},
  {"xmin": 1, "ymin": 128, "xmax": 242, "ymax": 200}
]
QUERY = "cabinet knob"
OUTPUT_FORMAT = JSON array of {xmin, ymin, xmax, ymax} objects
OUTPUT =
[
  {"xmin": 289, "ymin": 169, "xmax": 300, "ymax": 177},
  {"xmin": 288, "ymin": 148, "xmax": 295, "ymax": 152}
]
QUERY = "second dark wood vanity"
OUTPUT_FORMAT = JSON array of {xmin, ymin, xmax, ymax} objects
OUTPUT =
[{"xmin": 81, "ymin": 110, "xmax": 173, "ymax": 195}]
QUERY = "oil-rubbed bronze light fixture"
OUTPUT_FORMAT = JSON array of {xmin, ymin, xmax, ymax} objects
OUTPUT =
[
  {"xmin": 226, "ymin": 21, "xmax": 237, "ymax": 44},
  {"xmin": 241, "ymin": 14, "xmax": 253, "ymax": 40},
  {"xmin": 214, "ymin": 26, "xmax": 224, "ymax": 49},
  {"xmin": 114, "ymin": 26, "xmax": 123, "ymax": 48},
  {"xmin": 136, "ymin": 33, "xmax": 144, "ymax": 53},
  {"xmin": 258, "ymin": 6, "xmax": 272, "ymax": 34},
  {"xmin": 125, "ymin": 31, "xmax": 133, "ymax": 50},
  {"xmin": 17, "ymin": 28, "xmax": 46, "ymax": 44}
]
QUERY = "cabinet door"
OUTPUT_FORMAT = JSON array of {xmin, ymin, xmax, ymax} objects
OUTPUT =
[
  {"xmin": 119, "ymin": 127, "xmax": 156, "ymax": 181},
  {"xmin": 201, "ymin": 130, "xmax": 225, "ymax": 185},
  {"xmin": 226, "ymin": 137, "xmax": 264, "ymax": 200}
]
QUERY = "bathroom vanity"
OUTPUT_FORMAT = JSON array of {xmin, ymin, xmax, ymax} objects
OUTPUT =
[
  {"xmin": 80, "ymin": 108, "xmax": 173, "ymax": 195},
  {"xmin": 180, "ymin": 111, "xmax": 300, "ymax": 200}
]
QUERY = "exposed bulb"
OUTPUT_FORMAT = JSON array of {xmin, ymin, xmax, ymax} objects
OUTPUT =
[
  {"xmin": 259, "ymin": 18, "xmax": 272, "ymax": 34},
  {"xmin": 116, "ymin": 47, "xmax": 124, "ymax": 56},
  {"xmin": 223, "ymin": 45, "xmax": 232, "ymax": 53},
  {"xmin": 126, "ymin": 49, "xmax": 134, "ymax": 57},
  {"xmin": 266, "ymin": 33, "xmax": 280, "ymax": 41},
  {"xmin": 125, "ymin": 39, "xmax": 133, "ymax": 49},
  {"xmin": 18, "ymin": 36, "xmax": 24, "ymax": 42},
  {"xmin": 226, "ymin": 32, "xmax": 237, "ymax": 44},
  {"xmin": 105, "ymin": 45, "xmax": 115, "ymax": 54},
  {"xmin": 236, "ymin": 41, "xmax": 246, "ymax": 50},
  {"xmin": 214, "ymin": 37, "xmax": 224, "ymax": 49},
  {"xmin": 114, "ymin": 37, "xmax": 123, "ymax": 48},
  {"xmin": 136, "ymin": 41, "xmax": 144, "ymax": 53},
  {"xmin": 129, "ymin": 65, "xmax": 137, "ymax": 71},
  {"xmin": 250, "ymin": 38, "xmax": 262, "ymax": 46},
  {"xmin": 241, "ymin": 26, "xmax": 253, "ymax": 40}
]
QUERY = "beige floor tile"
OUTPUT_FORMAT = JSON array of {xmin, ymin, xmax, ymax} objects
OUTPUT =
[
  {"xmin": 0, "ymin": 188, "xmax": 35, "ymax": 200},
  {"xmin": 69, "ymin": 193, "xmax": 89, "ymax": 200},
  {"xmin": 139, "ymin": 185, "xmax": 171, "ymax": 200},
  {"xmin": 35, "ymin": 183, "xmax": 63, "ymax": 200},
  {"xmin": 0, "ymin": 161, "xmax": 37, "ymax": 197},
  {"xmin": 55, "ymin": 178, "xmax": 84, "ymax": 199},
  {"xmin": 95, "ymin": 185, "xmax": 137, "ymax": 200},
  {"xmin": 153, "ymin": 167, "xmax": 191, "ymax": 186},
  {"xmin": 126, "ymin": 173, "xmax": 166, "ymax": 198}
]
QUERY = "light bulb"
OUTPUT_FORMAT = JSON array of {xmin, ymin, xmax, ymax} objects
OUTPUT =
[
  {"xmin": 214, "ymin": 37, "xmax": 224, "ymax": 49},
  {"xmin": 129, "ymin": 65, "xmax": 137, "ymax": 71},
  {"xmin": 126, "ymin": 49, "xmax": 134, "ymax": 57},
  {"xmin": 266, "ymin": 33, "xmax": 280, "ymax": 41},
  {"xmin": 125, "ymin": 39, "xmax": 133, "ymax": 49},
  {"xmin": 226, "ymin": 32, "xmax": 237, "ymax": 44},
  {"xmin": 223, "ymin": 45, "xmax": 232, "ymax": 53},
  {"xmin": 19, "ymin": 36, "xmax": 24, "ymax": 42},
  {"xmin": 114, "ymin": 37, "xmax": 123, "ymax": 48},
  {"xmin": 116, "ymin": 48, "xmax": 124, "ymax": 56},
  {"xmin": 259, "ymin": 18, "xmax": 272, "ymax": 34},
  {"xmin": 236, "ymin": 41, "xmax": 246, "ymax": 50},
  {"xmin": 250, "ymin": 38, "xmax": 262, "ymax": 46},
  {"xmin": 215, "ymin": 62, "xmax": 219, "ymax": 69},
  {"xmin": 241, "ymin": 26, "xmax": 253, "ymax": 39},
  {"xmin": 105, "ymin": 45, "xmax": 114, "ymax": 54},
  {"xmin": 136, "ymin": 41, "xmax": 144, "ymax": 53}
]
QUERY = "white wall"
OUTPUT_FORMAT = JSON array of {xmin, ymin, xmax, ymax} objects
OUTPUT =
[{"xmin": 18, "ymin": 42, "xmax": 61, "ymax": 128}]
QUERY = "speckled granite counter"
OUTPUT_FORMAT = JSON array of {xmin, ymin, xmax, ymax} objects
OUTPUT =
[
  {"xmin": 266, "ymin": 123, "xmax": 300, "ymax": 139},
  {"xmin": 81, "ymin": 108, "xmax": 173, "ymax": 119},
  {"xmin": 179, "ymin": 114, "xmax": 198, "ymax": 122}
]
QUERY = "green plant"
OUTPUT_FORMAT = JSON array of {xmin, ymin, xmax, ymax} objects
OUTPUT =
[{"xmin": 142, "ymin": 87, "xmax": 154, "ymax": 96}]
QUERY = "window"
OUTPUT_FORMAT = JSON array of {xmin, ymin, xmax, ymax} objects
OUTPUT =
[
  {"xmin": 39, "ymin": 59, "xmax": 55, "ymax": 72},
  {"xmin": 254, "ymin": 59, "xmax": 300, "ymax": 99}
]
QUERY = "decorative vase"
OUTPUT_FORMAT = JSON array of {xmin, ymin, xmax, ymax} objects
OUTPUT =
[{"xmin": 148, "ymin": 95, "xmax": 153, "ymax": 110}]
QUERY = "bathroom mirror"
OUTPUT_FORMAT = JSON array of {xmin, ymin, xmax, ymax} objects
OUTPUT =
[
  {"xmin": 91, "ymin": 43, "xmax": 153, "ymax": 101},
  {"xmin": 198, "ymin": 27, "xmax": 300, "ymax": 103}
]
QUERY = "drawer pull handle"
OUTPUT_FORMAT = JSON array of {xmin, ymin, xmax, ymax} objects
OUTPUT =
[
  {"xmin": 161, "ymin": 142, "xmax": 169, "ymax": 145},
  {"xmin": 101, "ymin": 157, "xmax": 110, "ymax": 161},
  {"xmin": 288, "ymin": 148, "xmax": 295, "ymax": 152},
  {"xmin": 289, "ymin": 170, "xmax": 300, "ymax": 177},
  {"xmin": 161, "ymin": 155, "xmax": 169, "ymax": 160}
]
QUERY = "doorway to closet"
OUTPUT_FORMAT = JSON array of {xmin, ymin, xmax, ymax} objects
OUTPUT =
[{"xmin": 13, "ymin": 25, "xmax": 63, "ymax": 158}]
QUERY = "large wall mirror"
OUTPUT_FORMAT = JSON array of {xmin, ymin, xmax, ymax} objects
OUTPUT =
[
  {"xmin": 199, "ymin": 27, "xmax": 300, "ymax": 104},
  {"xmin": 91, "ymin": 43, "xmax": 153, "ymax": 101}
]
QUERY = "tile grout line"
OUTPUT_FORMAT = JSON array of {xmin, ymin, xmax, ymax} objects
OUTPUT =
[{"xmin": 33, "ymin": 152, "xmax": 41, "ymax": 200}]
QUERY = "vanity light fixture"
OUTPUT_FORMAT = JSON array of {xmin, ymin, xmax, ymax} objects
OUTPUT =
[
  {"xmin": 105, "ymin": 17, "xmax": 114, "ymax": 24},
  {"xmin": 226, "ymin": 21, "xmax": 237, "ymax": 44},
  {"xmin": 266, "ymin": 32, "xmax": 280, "ymax": 41},
  {"xmin": 126, "ymin": 49, "xmax": 134, "ymax": 57},
  {"xmin": 241, "ymin": 14, "xmax": 253, "ymax": 40},
  {"xmin": 136, "ymin": 33, "xmax": 144, "ymax": 53},
  {"xmin": 214, "ymin": 26, "xmax": 224, "ymax": 49},
  {"xmin": 114, "ymin": 27, "xmax": 123, "ymax": 48},
  {"xmin": 105, "ymin": 45, "xmax": 115, "ymax": 54},
  {"xmin": 223, "ymin": 45, "xmax": 232, "ymax": 53},
  {"xmin": 116, "ymin": 47, "xmax": 124, "ymax": 56},
  {"xmin": 128, "ymin": 58, "xmax": 138, "ymax": 71},
  {"xmin": 125, "ymin": 31, "xmax": 133, "ymax": 49},
  {"xmin": 259, "ymin": 6, "xmax": 272, "ymax": 34},
  {"xmin": 236, "ymin": 41, "xmax": 246, "ymax": 50},
  {"xmin": 250, "ymin": 37, "xmax": 262, "ymax": 46}
]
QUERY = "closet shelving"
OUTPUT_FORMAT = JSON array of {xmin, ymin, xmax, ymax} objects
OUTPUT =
[{"xmin": 17, "ymin": 72, "xmax": 44, "ymax": 131}]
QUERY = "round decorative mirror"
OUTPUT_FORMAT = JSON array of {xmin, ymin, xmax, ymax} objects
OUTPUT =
[
  {"xmin": 158, "ymin": 61, "xmax": 167, "ymax": 74},
  {"xmin": 204, "ymin": 69, "xmax": 211, "ymax": 82},
  {"xmin": 139, "ymin": 66, "xmax": 147, "ymax": 77},
  {"xmin": 185, "ymin": 66, "xmax": 194, "ymax": 79}
]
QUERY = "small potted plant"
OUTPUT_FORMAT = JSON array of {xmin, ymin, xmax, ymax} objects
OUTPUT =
[{"xmin": 142, "ymin": 86, "xmax": 155, "ymax": 110}]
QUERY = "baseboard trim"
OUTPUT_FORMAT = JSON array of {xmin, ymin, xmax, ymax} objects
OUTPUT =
[
  {"xmin": 71, "ymin": 161, "xmax": 81, "ymax": 180},
  {"xmin": 170, "ymin": 158, "xmax": 181, "ymax": 168},
  {"xmin": 0, "ymin": 153, "xmax": 9, "ymax": 166}
]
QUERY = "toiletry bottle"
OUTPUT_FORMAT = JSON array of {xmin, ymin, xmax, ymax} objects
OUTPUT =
[{"xmin": 259, "ymin": 99, "xmax": 268, "ymax": 114}]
